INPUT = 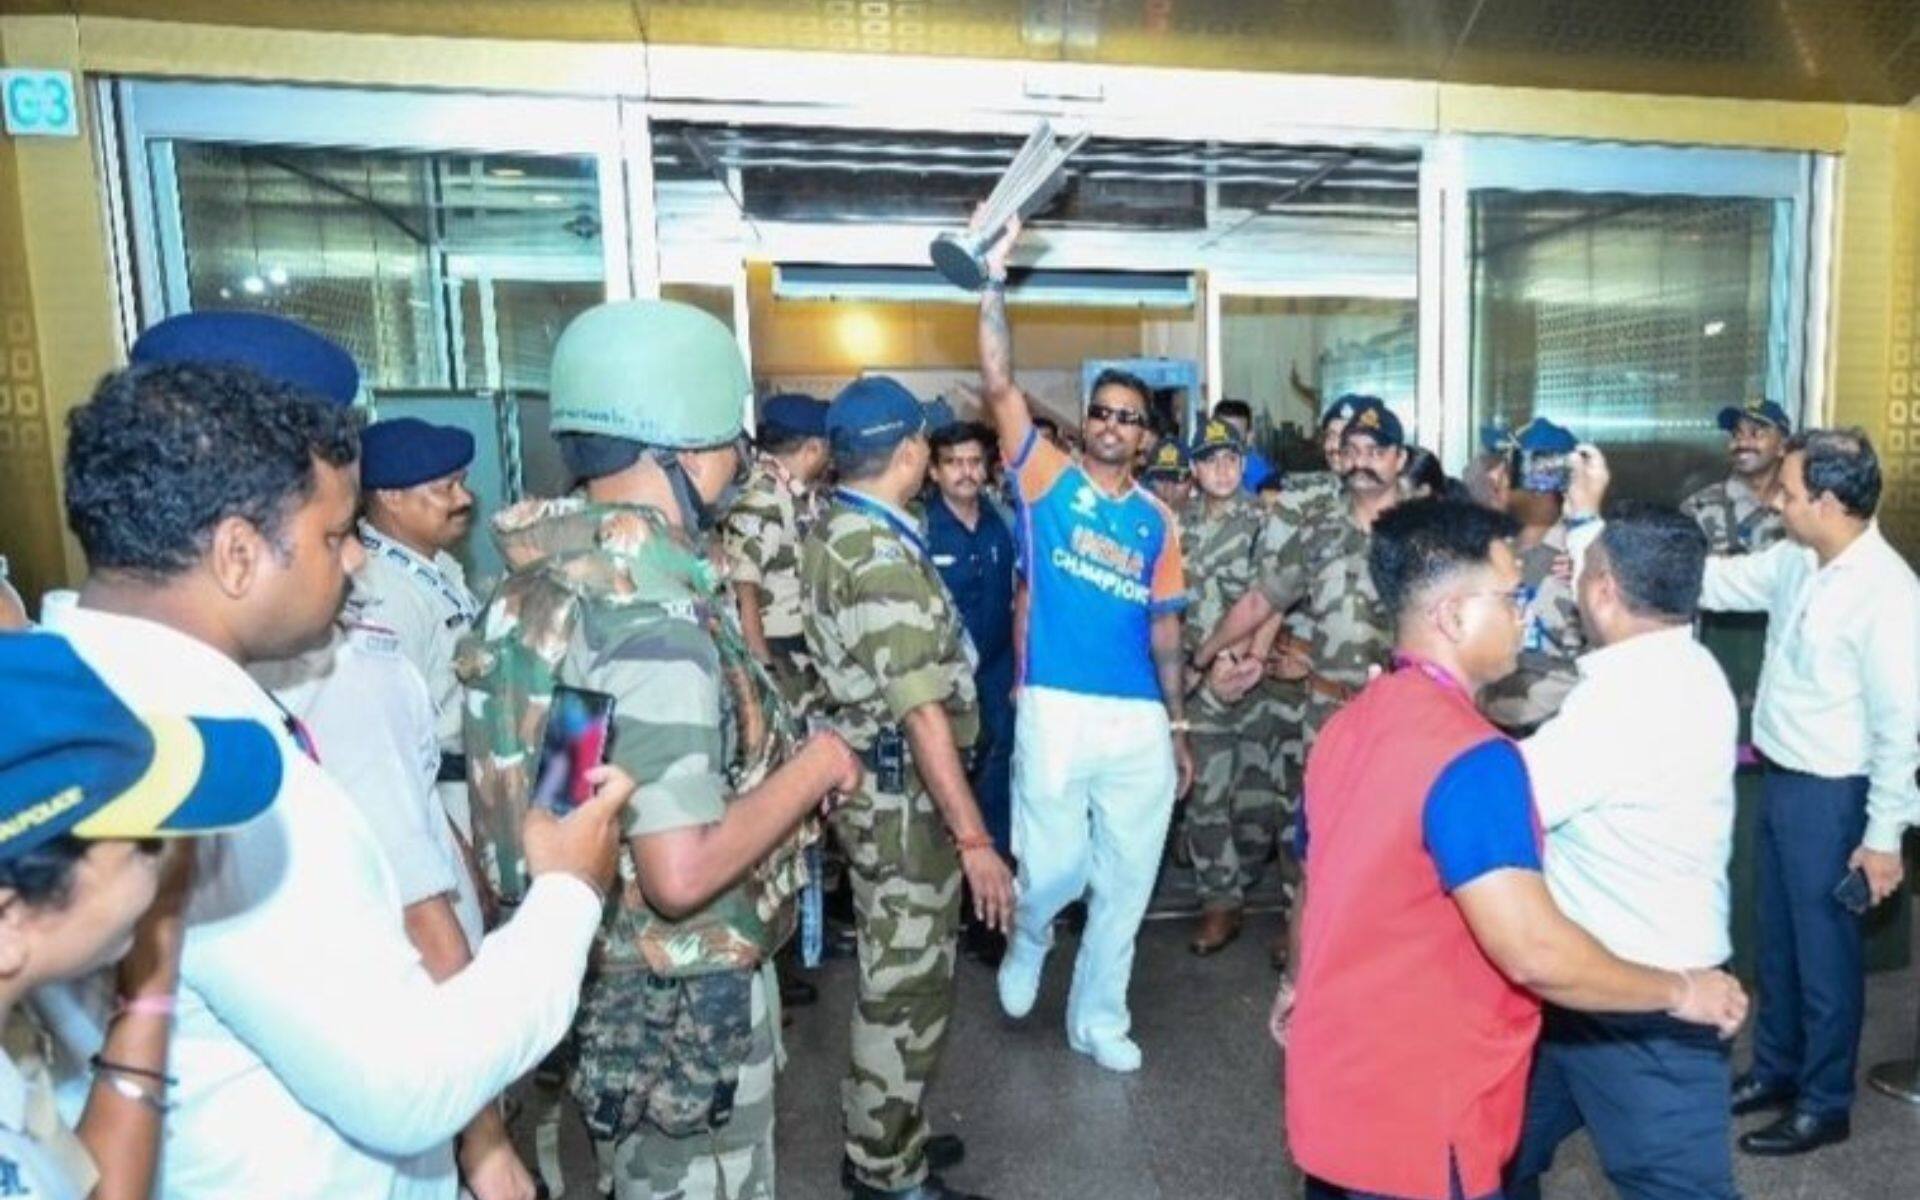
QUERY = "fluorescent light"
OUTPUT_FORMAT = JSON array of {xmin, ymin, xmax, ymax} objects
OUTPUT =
[
  {"xmin": 266, "ymin": 266, "xmax": 289, "ymax": 287},
  {"xmin": 241, "ymin": 275, "xmax": 265, "ymax": 295},
  {"xmin": 533, "ymin": 193, "xmax": 565, "ymax": 206},
  {"xmin": 1703, "ymin": 320, "xmax": 1726, "ymax": 337},
  {"xmin": 491, "ymin": 167, "xmax": 526, "ymax": 178}
]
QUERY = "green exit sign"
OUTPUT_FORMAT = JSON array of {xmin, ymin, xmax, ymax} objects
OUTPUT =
[{"xmin": 1, "ymin": 70, "xmax": 78, "ymax": 138}]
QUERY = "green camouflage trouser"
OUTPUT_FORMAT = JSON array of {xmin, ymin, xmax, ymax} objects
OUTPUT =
[
  {"xmin": 828, "ymin": 772, "xmax": 963, "ymax": 1191},
  {"xmin": 1186, "ymin": 683, "xmax": 1286, "ymax": 909},
  {"xmin": 596, "ymin": 965, "xmax": 779, "ymax": 1200}
]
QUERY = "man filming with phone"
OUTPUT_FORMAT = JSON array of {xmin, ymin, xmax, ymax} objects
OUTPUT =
[{"xmin": 1563, "ymin": 431, "xmax": 1920, "ymax": 1158}]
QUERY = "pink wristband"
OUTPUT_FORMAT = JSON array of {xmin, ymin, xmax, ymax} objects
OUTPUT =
[{"xmin": 118, "ymin": 994, "xmax": 177, "ymax": 1019}]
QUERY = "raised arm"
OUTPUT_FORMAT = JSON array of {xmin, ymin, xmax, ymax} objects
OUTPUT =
[{"xmin": 977, "ymin": 215, "xmax": 1035, "ymax": 458}]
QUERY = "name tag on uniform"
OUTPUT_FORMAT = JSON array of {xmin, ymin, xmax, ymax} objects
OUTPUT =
[
  {"xmin": 932, "ymin": 554, "xmax": 958, "ymax": 568},
  {"xmin": 346, "ymin": 622, "xmax": 403, "ymax": 659}
]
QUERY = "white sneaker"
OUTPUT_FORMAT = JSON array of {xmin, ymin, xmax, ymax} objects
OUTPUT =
[
  {"xmin": 1069, "ymin": 1032, "xmax": 1143, "ymax": 1074},
  {"xmin": 996, "ymin": 940, "xmax": 1045, "ymax": 1019}
]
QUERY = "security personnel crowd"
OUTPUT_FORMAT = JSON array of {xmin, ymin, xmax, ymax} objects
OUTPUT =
[{"xmin": 4, "ymin": 218, "xmax": 1915, "ymax": 1200}]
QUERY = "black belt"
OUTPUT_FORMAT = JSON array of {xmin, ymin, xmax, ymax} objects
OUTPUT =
[{"xmin": 436, "ymin": 753, "xmax": 468, "ymax": 784}]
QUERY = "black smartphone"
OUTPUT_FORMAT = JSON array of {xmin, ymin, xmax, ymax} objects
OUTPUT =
[
  {"xmin": 1833, "ymin": 866, "xmax": 1873, "ymax": 915},
  {"xmin": 530, "ymin": 686, "xmax": 616, "ymax": 815}
]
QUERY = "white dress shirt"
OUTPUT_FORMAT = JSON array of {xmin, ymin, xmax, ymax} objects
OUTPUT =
[
  {"xmin": 1698, "ymin": 522, "xmax": 1920, "ymax": 852},
  {"xmin": 46, "ymin": 606, "xmax": 598, "ymax": 1200},
  {"xmin": 1522, "ymin": 626, "xmax": 1737, "ymax": 970},
  {"xmin": 353, "ymin": 524, "xmax": 478, "ymax": 753}
]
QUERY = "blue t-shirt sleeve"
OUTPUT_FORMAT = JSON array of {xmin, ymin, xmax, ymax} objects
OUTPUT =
[{"xmin": 1422, "ymin": 739, "xmax": 1541, "ymax": 892}]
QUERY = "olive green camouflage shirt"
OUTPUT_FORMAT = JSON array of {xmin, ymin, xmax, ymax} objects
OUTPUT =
[
  {"xmin": 1180, "ymin": 491, "xmax": 1265, "ymax": 662},
  {"xmin": 1680, "ymin": 476, "xmax": 1786, "ymax": 557},
  {"xmin": 721, "ymin": 456, "xmax": 823, "ymax": 640},
  {"xmin": 1479, "ymin": 522, "xmax": 1586, "ymax": 731},
  {"xmin": 458, "ymin": 497, "xmax": 811, "ymax": 976},
  {"xmin": 1278, "ymin": 469, "xmax": 1343, "ymax": 516},
  {"xmin": 1255, "ymin": 490, "xmax": 1392, "ymax": 690},
  {"xmin": 800, "ymin": 493, "xmax": 980, "ymax": 755}
]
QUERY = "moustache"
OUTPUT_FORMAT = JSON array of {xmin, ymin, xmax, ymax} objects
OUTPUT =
[{"xmin": 1343, "ymin": 468, "xmax": 1384, "ymax": 485}]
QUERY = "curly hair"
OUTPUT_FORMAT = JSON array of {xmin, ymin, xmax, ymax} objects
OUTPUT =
[{"xmin": 65, "ymin": 362, "xmax": 361, "ymax": 578}]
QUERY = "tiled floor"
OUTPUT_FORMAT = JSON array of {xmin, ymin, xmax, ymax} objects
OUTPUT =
[{"xmin": 546, "ymin": 904, "xmax": 1920, "ymax": 1199}]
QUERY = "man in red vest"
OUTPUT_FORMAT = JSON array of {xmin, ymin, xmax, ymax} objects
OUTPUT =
[{"xmin": 1276, "ymin": 498, "xmax": 1749, "ymax": 1200}]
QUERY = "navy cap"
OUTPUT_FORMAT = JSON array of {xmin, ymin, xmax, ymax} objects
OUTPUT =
[
  {"xmin": 1483, "ymin": 416, "xmax": 1578, "ymax": 456},
  {"xmin": 1339, "ymin": 397, "xmax": 1405, "ymax": 448},
  {"xmin": 1320, "ymin": 393, "xmax": 1371, "ymax": 430},
  {"xmin": 0, "ymin": 633, "xmax": 282, "ymax": 861},
  {"xmin": 360, "ymin": 418, "xmax": 477, "ymax": 491},
  {"xmin": 1142, "ymin": 437, "xmax": 1192, "ymax": 480},
  {"xmin": 131, "ymin": 311, "xmax": 360, "ymax": 406},
  {"xmin": 1190, "ymin": 418, "xmax": 1244, "ymax": 460},
  {"xmin": 827, "ymin": 376, "xmax": 948, "ymax": 454},
  {"xmin": 1718, "ymin": 399, "xmax": 1791, "ymax": 436},
  {"xmin": 759, "ymin": 393, "xmax": 829, "ymax": 439}
]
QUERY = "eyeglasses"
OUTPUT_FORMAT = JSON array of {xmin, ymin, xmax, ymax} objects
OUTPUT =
[{"xmin": 1086, "ymin": 404, "xmax": 1151, "ymax": 430}]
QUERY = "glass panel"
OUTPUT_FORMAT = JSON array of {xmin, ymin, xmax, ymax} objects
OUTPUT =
[
  {"xmin": 1469, "ymin": 190, "xmax": 1776, "ymax": 503},
  {"xmin": 163, "ymin": 144, "xmax": 604, "ymax": 394},
  {"xmin": 1219, "ymin": 295, "xmax": 1417, "ymax": 472}
]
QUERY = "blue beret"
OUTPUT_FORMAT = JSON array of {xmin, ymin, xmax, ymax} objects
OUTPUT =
[
  {"xmin": 360, "ymin": 418, "xmax": 476, "ymax": 490},
  {"xmin": 760, "ymin": 393, "xmax": 829, "ymax": 439},
  {"xmin": 1338, "ymin": 396, "xmax": 1405, "ymax": 448},
  {"xmin": 827, "ymin": 376, "xmax": 946, "ymax": 454},
  {"xmin": 131, "ymin": 311, "xmax": 359, "ymax": 406},
  {"xmin": 1717, "ymin": 399, "xmax": 1791, "ymax": 436}
]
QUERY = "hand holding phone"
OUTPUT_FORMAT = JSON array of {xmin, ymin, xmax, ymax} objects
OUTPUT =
[
  {"xmin": 531, "ymin": 686, "xmax": 616, "ymax": 816},
  {"xmin": 1833, "ymin": 866, "xmax": 1873, "ymax": 915}
]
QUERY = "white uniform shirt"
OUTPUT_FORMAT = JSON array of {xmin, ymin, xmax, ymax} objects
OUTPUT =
[
  {"xmin": 46, "ymin": 606, "xmax": 598, "ymax": 1200},
  {"xmin": 353, "ymin": 524, "xmax": 478, "ymax": 753},
  {"xmin": 1698, "ymin": 523, "xmax": 1920, "ymax": 852},
  {"xmin": 1522, "ymin": 626, "xmax": 1737, "ymax": 970}
]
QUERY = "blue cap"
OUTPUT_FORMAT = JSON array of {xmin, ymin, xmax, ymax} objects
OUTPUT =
[
  {"xmin": 826, "ymin": 376, "xmax": 950, "ymax": 454},
  {"xmin": 360, "ymin": 418, "xmax": 476, "ymax": 491},
  {"xmin": 1718, "ymin": 399, "xmax": 1791, "ymax": 435},
  {"xmin": 1190, "ymin": 418, "xmax": 1244, "ymax": 460},
  {"xmin": 1484, "ymin": 416, "xmax": 1578, "ymax": 456},
  {"xmin": 1321, "ymin": 393, "xmax": 1372, "ymax": 430},
  {"xmin": 131, "ymin": 312, "xmax": 360, "ymax": 406},
  {"xmin": 759, "ymin": 393, "xmax": 829, "ymax": 439},
  {"xmin": 0, "ymin": 634, "xmax": 282, "ymax": 861},
  {"xmin": 1339, "ymin": 396, "xmax": 1405, "ymax": 448}
]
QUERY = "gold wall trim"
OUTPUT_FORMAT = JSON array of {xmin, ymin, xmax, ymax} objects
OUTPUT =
[{"xmin": 75, "ymin": 16, "xmax": 648, "ymax": 96}]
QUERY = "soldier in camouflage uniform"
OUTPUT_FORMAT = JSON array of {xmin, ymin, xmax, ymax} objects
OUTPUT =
[
  {"xmin": 1196, "ymin": 397, "xmax": 1406, "ymax": 898},
  {"xmin": 1180, "ymin": 419, "xmax": 1287, "ymax": 956},
  {"xmin": 723, "ymin": 392, "xmax": 831, "ymax": 715},
  {"xmin": 1681, "ymin": 399, "xmax": 1791, "ymax": 556},
  {"xmin": 801, "ymin": 376, "xmax": 1014, "ymax": 1200},
  {"xmin": 1477, "ymin": 418, "xmax": 1588, "ymax": 735},
  {"xmin": 1274, "ymin": 393, "xmax": 1364, "ymax": 516},
  {"xmin": 1140, "ymin": 435, "xmax": 1193, "ymax": 511},
  {"xmin": 459, "ymin": 301, "xmax": 861, "ymax": 1200}
]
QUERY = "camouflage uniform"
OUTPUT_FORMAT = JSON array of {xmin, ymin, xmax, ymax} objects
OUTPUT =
[
  {"xmin": 723, "ymin": 455, "xmax": 827, "ymax": 715},
  {"xmin": 800, "ymin": 492, "xmax": 978, "ymax": 1192},
  {"xmin": 1480, "ymin": 523, "xmax": 1587, "ymax": 735},
  {"xmin": 1253, "ymin": 489, "xmax": 1393, "ymax": 837},
  {"xmin": 1681, "ymin": 475, "xmax": 1786, "ymax": 557},
  {"xmin": 1279, "ymin": 469, "xmax": 1343, "ymax": 514},
  {"xmin": 459, "ymin": 497, "xmax": 814, "ymax": 1200},
  {"xmin": 1181, "ymin": 492, "xmax": 1284, "ymax": 910}
]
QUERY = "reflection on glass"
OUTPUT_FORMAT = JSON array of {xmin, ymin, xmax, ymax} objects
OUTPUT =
[
  {"xmin": 1219, "ymin": 295, "xmax": 1416, "ymax": 472},
  {"xmin": 166, "ymin": 145, "xmax": 604, "ymax": 393},
  {"xmin": 1470, "ymin": 191, "xmax": 1777, "ymax": 503}
]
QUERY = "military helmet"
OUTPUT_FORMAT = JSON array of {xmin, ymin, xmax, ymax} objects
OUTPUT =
[{"xmin": 549, "ymin": 300, "xmax": 748, "ymax": 449}]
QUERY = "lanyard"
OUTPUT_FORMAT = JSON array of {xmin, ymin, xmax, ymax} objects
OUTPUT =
[
  {"xmin": 834, "ymin": 489, "xmax": 929, "ymax": 561},
  {"xmin": 1392, "ymin": 652, "xmax": 1469, "ymax": 700},
  {"xmin": 360, "ymin": 527, "xmax": 478, "ymax": 626}
]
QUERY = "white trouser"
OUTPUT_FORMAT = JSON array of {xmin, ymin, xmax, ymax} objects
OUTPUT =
[{"xmin": 1010, "ymin": 686, "xmax": 1177, "ymax": 1046}]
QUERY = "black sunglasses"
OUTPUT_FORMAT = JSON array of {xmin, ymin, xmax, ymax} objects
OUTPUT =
[{"xmin": 1086, "ymin": 403, "xmax": 1151, "ymax": 430}]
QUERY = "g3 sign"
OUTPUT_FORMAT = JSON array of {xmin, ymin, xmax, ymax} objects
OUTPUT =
[{"xmin": 1, "ymin": 70, "xmax": 79, "ymax": 139}]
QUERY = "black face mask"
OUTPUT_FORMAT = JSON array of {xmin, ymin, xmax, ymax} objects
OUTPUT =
[{"xmin": 654, "ymin": 437, "xmax": 751, "ymax": 536}]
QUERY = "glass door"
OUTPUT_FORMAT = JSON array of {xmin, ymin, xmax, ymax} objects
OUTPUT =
[{"xmin": 1439, "ymin": 136, "xmax": 1821, "ymax": 503}]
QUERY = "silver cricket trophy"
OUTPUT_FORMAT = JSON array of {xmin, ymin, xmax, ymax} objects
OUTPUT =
[{"xmin": 930, "ymin": 120, "xmax": 1088, "ymax": 292}]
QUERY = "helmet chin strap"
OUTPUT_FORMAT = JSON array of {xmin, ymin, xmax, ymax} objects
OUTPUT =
[{"xmin": 652, "ymin": 448, "xmax": 716, "ymax": 536}]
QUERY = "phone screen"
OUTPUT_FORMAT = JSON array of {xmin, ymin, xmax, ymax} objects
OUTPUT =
[{"xmin": 530, "ymin": 686, "xmax": 616, "ymax": 815}]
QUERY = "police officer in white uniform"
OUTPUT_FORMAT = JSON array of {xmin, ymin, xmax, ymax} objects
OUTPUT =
[{"xmin": 354, "ymin": 418, "xmax": 483, "ymax": 839}]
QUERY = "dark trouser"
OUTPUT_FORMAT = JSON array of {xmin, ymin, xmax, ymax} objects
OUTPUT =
[
  {"xmin": 1751, "ymin": 765, "xmax": 1869, "ymax": 1118},
  {"xmin": 1507, "ymin": 1008, "xmax": 1740, "ymax": 1200},
  {"xmin": 972, "ymin": 656, "xmax": 1016, "ymax": 857}
]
